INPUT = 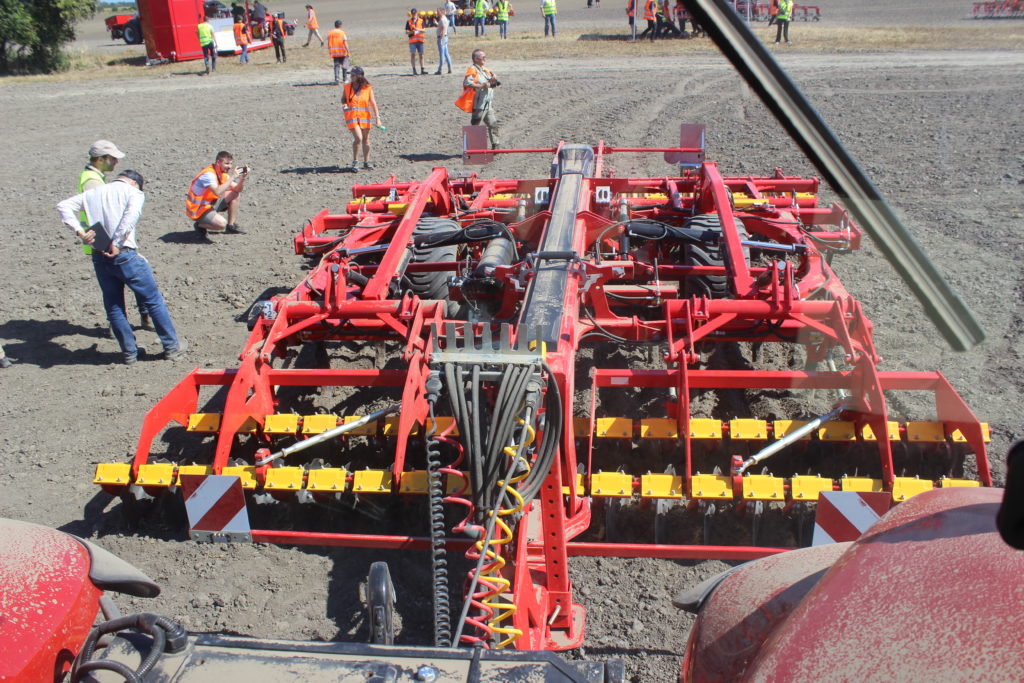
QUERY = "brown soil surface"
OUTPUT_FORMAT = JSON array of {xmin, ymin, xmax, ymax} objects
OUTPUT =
[{"xmin": 2, "ymin": 2, "xmax": 1023, "ymax": 680}]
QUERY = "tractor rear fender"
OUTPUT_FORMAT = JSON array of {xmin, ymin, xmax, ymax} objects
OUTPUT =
[{"xmin": 676, "ymin": 542, "xmax": 850, "ymax": 682}]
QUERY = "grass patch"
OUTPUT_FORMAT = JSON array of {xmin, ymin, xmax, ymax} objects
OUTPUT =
[{"xmin": 4, "ymin": 23, "xmax": 1022, "ymax": 84}]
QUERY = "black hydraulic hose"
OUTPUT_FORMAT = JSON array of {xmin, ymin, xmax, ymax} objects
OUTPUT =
[
  {"xmin": 470, "ymin": 364, "xmax": 486, "ymax": 508},
  {"xmin": 74, "ymin": 661, "xmax": 142, "ymax": 683},
  {"xmin": 71, "ymin": 613, "xmax": 185, "ymax": 682},
  {"xmin": 516, "ymin": 361, "xmax": 563, "ymax": 504},
  {"xmin": 445, "ymin": 363, "xmax": 483, "ymax": 507}
]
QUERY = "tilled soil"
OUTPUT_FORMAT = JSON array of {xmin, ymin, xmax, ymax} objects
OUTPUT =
[{"xmin": 3, "ymin": 6, "xmax": 1024, "ymax": 680}]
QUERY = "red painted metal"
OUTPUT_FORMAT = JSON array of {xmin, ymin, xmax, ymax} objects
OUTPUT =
[
  {"xmin": 106, "ymin": 139, "xmax": 990, "ymax": 652},
  {"xmin": 0, "ymin": 519, "xmax": 101, "ymax": 682}
]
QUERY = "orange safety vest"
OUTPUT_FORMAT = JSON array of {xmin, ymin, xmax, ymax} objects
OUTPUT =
[
  {"xmin": 327, "ymin": 28, "xmax": 348, "ymax": 57},
  {"xmin": 185, "ymin": 165, "xmax": 227, "ymax": 220},
  {"xmin": 406, "ymin": 17, "xmax": 424, "ymax": 44},
  {"xmin": 643, "ymin": 0, "xmax": 656, "ymax": 20},
  {"xmin": 626, "ymin": 0, "xmax": 637, "ymax": 16},
  {"xmin": 233, "ymin": 21, "xmax": 250, "ymax": 45},
  {"xmin": 343, "ymin": 83, "xmax": 374, "ymax": 129},
  {"xmin": 307, "ymin": 7, "xmax": 319, "ymax": 29},
  {"xmin": 769, "ymin": 0, "xmax": 779, "ymax": 16}
]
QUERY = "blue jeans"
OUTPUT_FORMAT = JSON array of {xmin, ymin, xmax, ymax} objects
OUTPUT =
[
  {"xmin": 202, "ymin": 43, "xmax": 216, "ymax": 71},
  {"xmin": 436, "ymin": 36, "xmax": 452, "ymax": 73},
  {"xmin": 239, "ymin": 43, "xmax": 249, "ymax": 63},
  {"xmin": 544, "ymin": 13, "xmax": 556, "ymax": 36},
  {"xmin": 474, "ymin": 16, "xmax": 485, "ymax": 36},
  {"xmin": 498, "ymin": 19, "xmax": 508, "ymax": 38},
  {"xmin": 447, "ymin": 13, "xmax": 456, "ymax": 33},
  {"xmin": 92, "ymin": 250, "xmax": 180, "ymax": 360}
]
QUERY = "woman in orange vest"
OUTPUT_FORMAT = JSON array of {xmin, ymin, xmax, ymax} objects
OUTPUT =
[
  {"xmin": 303, "ymin": 4, "xmax": 325, "ymax": 47},
  {"xmin": 233, "ymin": 16, "xmax": 251, "ymax": 64},
  {"xmin": 343, "ymin": 66, "xmax": 382, "ymax": 171}
]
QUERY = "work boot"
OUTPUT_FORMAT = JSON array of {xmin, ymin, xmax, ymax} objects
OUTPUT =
[
  {"xmin": 226, "ymin": 223, "xmax": 248, "ymax": 234},
  {"xmin": 125, "ymin": 346, "xmax": 147, "ymax": 366},
  {"xmin": 140, "ymin": 314, "xmax": 153, "ymax": 330},
  {"xmin": 164, "ymin": 339, "xmax": 189, "ymax": 361}
]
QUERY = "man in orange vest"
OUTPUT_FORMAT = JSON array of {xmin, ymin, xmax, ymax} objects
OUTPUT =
[
  {"xmin": 639, "ymin": 0, "xmax": 657, "ymax": 41},
  {"xmin": 406, "ymin": 8, "xmax": 427, "ymax": 76},
  {"xmin": 233, "ymin": 15, "xmax": 251, "ymax": 64},
  {"xmin": 625, "ymin": 0, "xmax": 638, "ymax": 41},
  {"xmin": 327, "ymin": 20, "xmax": 350, "ymax": 84},
  {"xmin": 186, "ymin": 151, "xmax": 250, "ymax": 237},
  {"xmin": 271, "ymin": 12, "xmax": 287, "ymax": 63},
  {"xmin": 303, "ymin": 4, "xmax": 325, "ymax": 47}
]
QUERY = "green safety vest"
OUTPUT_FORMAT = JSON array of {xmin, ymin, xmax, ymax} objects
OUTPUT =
[
  {"xmin": 777, "ymin": 0, "xmax": 792, "ymax": 21},
  {"xmin": 473, "ymin": 0, "xmax": 486, "ymax": 18},
  {"xmin": 197, "ymin": 22, "xmax": 215, "ymax": 46},
  {"xmin": 77, "ymin": 166, "xmax": 104, "ymax": 255},
  {"xmin": 496, "ymin": 0, "xmax": 509, "ymax": 20},
  {"xmin": 542, "ymin": 0, "xmax": 556, "ymax": 15}
]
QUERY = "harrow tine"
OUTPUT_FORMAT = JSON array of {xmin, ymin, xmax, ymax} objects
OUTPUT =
[
  {"xmin": 751, "ymin": 500, "xmax": 766, "ymax": 547},
  {"xmin": 702, "ymin": 501, "xmax": 716, "ymax": 546}
]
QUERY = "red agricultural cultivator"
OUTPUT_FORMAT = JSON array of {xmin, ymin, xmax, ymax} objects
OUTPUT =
[
  {"xmin": 971, "ymin": 0, "xmax": 1024, "ymax": 18},
  {"xmin": 94, "ymin": 127, "xmax": 990, "ymax": 651}
]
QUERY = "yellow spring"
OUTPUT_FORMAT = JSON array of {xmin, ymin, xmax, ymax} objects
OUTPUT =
[{"xmin": 480, "ymin": 420, "xmax": 535, "ymax": 648}]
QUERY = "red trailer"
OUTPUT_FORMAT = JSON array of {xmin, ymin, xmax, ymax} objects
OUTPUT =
[{"xmin": 136, "ymin": 0, "xmax": 272, "ymax": 64}]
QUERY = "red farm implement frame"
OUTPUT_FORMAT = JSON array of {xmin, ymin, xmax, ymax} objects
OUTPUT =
[
  {"xmin": 94, "ymin": 128, "xmax": 989, "ymax": 651},
  {"xmin": 971, "ymin": 0, "xmax": 1024, "ymax": 17}
]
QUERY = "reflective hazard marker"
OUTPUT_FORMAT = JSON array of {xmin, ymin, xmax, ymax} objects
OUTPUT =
[
  {"xmin": 179, "ymin": 474, "xmax": 251, "ymax": 543},
  {"xmin": 812, "ymin": 491, "xmax": 891, "ymax": 545}
]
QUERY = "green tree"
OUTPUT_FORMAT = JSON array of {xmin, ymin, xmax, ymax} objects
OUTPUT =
[{"xmin": 1, "ymin": 0, "xmax": 98, "ymax": 74}]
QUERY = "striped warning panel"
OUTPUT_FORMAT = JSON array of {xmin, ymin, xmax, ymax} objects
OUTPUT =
[
  {"xmin": 812, "ymin": 491, "xmax": 891, "ymax": 545},
  {"xmin": 179, "ymin": 474, "xmax": 251, "ymax": 543}
]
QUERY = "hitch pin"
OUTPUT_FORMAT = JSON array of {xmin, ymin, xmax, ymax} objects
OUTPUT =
[
  {"xmin": 738, "ymin": 404, "xmax": 846, "ymax": 474},
  {"xmin": 256, "ymin": 405, "xmax": 400, "ymax": 467}
]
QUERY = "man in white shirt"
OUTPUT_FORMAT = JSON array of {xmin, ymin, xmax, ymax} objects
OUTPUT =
[
  {"xmin": 57, "ymin": 171, "xmax": 187, "ymax": 365},
  {"xmin": 435, "ymin": 6, "xmax": 452, "ymax": 74}
]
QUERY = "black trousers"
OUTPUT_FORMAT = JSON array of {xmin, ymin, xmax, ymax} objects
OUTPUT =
[
  {"xmin": 273, "ymin": 37, "xmax": 286, "ymax": 61},
  {"xmin": 774, "ymin": 19, "xmax": 789, "ymax": 42}
]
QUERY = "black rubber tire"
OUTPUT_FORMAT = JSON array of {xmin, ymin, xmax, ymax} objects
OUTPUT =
[
  {"xmin": 122, "ymin": 19, "xmax": 143, "ymax": 45},
  {"xmin": 408, "ymin": 217, "xmax": 460, "ymax": 302},
  {"xmin": 681, "ymin": 213, "xmax": 750, "ymax": 299},
  {"xmin": 367, "ymin": 561, "xmax": 395, "ymax": 645}
]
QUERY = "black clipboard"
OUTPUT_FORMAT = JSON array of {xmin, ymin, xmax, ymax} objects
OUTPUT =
[{"xmin": 88, "ymin": 221, "xmax": 113, "ymax": 254}]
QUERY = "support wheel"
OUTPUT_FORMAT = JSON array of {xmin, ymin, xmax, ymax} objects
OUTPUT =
[
  {"xmin": 367, "ymin": 561, "xmax": 396, "ymax": 645},
  {"xmin": 681, "ymin": 213, "xmax": 750, "ymax": 299}
]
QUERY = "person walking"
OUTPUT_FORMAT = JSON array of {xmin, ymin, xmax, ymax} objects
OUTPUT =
[
  {"xmin": 774, "ymin": 0, "xmax": 792, "ymax": 43},
  {"xmin": 233, "ymin": 15, "xmax": 251, "ymax": 63},
  {"xmin": 186, "ymin": 151, "xmax": 250, "ymax": 236},
  {"xmin": 541, "ymin": 0, "xmax": 557, "ymax": 36},
  {"xmin": 462, "ymin": 49, "xmax": 500, "ymax": 149},
  {"xmin": 445, "ymin": 0, "xmax": 458, "ymax": 33},
  {"xmin": 343, "ymin": 66, "xmax": 383, "ymax": 171},
  {"xmin": 639, "ymin": 0, "xmax": 657, "ymax": 40},
  {"xmin": 472, "ymin": 0, "xmax": 487, "ymax": 37},
  {"xmin": 626, "ymin": 0, "xmax": 638, "ymax": 40},
  {"xmin": 57, "ymin": 171, "xmax": 188, "ymax": 365},
  {"xmin": 78, "ymin": 140, "xmax": 151, "ymax": 331},
  {"xmin": 303, "ymin": 4, "xmax": 325, "ymax": 46},
  {"xmin": 271, "ymin": 11, "xmax": 287, "ymax": 62},
  {"xmin": 435, "ymin": 8, "xmax": 453, "ymax": 74},
  {"xmin": 495, "ymin": 0, "xmax": 511, "ymax": 38},
  {"xmin": 328, "ymin": 20, "xmax": 351, "ymax": 84},
  {"xmin": 197, "ymin": 16, "xmax": 217, "ymax": 73},
  {"xmin": 406, "ymin": 8, "xmax": 427, "ymax": 75}
]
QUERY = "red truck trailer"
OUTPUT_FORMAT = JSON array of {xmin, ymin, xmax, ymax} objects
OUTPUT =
[{"xmin": 136, "ymin": 0, "xmax": 272, "ymax": 64}]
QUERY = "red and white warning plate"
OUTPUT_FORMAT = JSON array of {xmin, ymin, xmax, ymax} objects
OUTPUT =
[
  {"xmin": 179, "ymin": 474, "xmax": 251, "ymax": 543},
  {"xmin": 812, "ymin": 491, "xmax": 891, "ymax": 545}
]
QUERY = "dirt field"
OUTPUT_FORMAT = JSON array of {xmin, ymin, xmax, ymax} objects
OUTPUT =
[{"xmin": 3, "ymin": 1, "xmax": 1023, "ymax": 680}]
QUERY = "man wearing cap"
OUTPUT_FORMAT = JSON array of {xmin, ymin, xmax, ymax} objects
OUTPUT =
[
  {"xmin": 463, "ymin": 49, "xmax": 501, "ymax": 149},
  {"xmin": 186, "ymin": 151, "xmax": 250, "ymax": 236},
  {"xmin": 79, "ymin": 140, "xmax": 151, "ymax": 331},
  {"xmin": 57, "ymin": 171, "xmax": 187, "ymax": 366},
  {"xmin": 327, "ymin": 19, "xmax": 350, "ymax": 84},
  {"xmin": 406, "ymin": 8, "xmax": 427, "ymax": 76}
]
